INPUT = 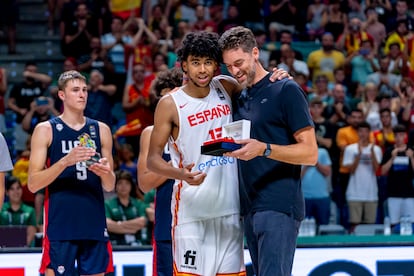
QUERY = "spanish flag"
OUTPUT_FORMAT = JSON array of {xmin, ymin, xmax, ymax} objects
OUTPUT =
[{"xmin": 109, "ymin": 0, "xmax": 142, "ymax": 20}]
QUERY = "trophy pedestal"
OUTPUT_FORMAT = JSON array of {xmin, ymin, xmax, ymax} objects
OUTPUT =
[{"xmin": 201, "ymin": 138, "xmax": 241, "ymax": 156}]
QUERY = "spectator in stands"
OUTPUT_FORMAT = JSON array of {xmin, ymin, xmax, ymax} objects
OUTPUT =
[
  {"xmin": 362, "ymin": 6, "xmax": 386, "ymax": 53},
  {"xmin": 0, "ymin": 133, "xmax": 13, "ymax": 211},
  {"xmin": 0, "ymin": 177, "xmax": 37, "ymax": 247},
  {"xmin": 384, "ymin": 19, "xmax": 411, "ymax": 56},
  {"xmin": 7, "ymin": 61, "xmax": 52, "ymax": 156},
  {"xmin": 125, "ymin": 17, "xmax": 158, "ymax": 77},
  {"xmin": 336, "ymin": 17, "xmax": 374, "ymax": 56},
  {"xmin": 343, "ymin": 122, "xmax": 382, "ymax": 233},
  {"xmin": 236, "ymin": 0, "xmax": 265, "ymax": 34},
  {"xmin": 323, "ymin": 83, "xmax": 351, "ymax": 128},
  {"xmin": 307, "ymin": 32, "xmax": 345, "ymax": 83},
  {"xmin": 101, "ymin": 16, "xmax": 131, "ymax": 106},
  {"xmin": 344, "ymin": 0, "xmax": 366, "ymax": 22},
  {"xmin": 386, "ymin": 42, "xmax": 409, "ymax": 76},
  {"xmin": 0, "ymin": 68, "xmax": 8, "ymax": 133},
  {"xmin": 47, "ymin": 0, "xmax": 65, "ymax": 35},
  {"xmin": 21, "ymin": 96, "xmax": 59, "ymax": 135},
  {"xmin": 0, "ymin": 0, "xmax": 18, "ymax": 54},
  {"xmin": 77, "ymin": 36, "xmax": 114, "ymax": 78},
  {"xmin": 278, "ymin": 43, "xmax": 310, "ymax": 78},
  {"xmin": 335, "ymin": 108, "xmax": 364, "ymax": 227},
  {"xmin": 84, "ymin": 70, "xmax": 116, "ymax": 127},
  {"xmin": 302, "ymin": 143, "xmax": 332, "ymax": 226},
  {"xmin": 345, "ymin": 39, "xmax": 378, "ymax": 86},
  {"xmin": 217, "ymin": 2, "xmax": 243, "ymax": 35},
  {"xmin": 310, "ymin": 96, "xmax": 337, "ymax": 162},
  {"xmin": 371, "ymin": 107, "xmax": 395, "ymax": 223},
  {"xmin": 121, "ymin": 63, "xmax": 154, "ymax": 157},
  {"xmin": 105, "ymin": 170, "xmax": 149, "ymax": 246},
  {"xmin": 191, "ymin": 4, "xmax": 217, "ymax": 32},
  {"xmin": 269, "ymin": 30, "xmax": 304, "ymax": 64},
  {"xmin": 171, "ymin": 0, "xmax": 198, "ymax": 25},
  {"xmin": 366, "ymin": 55, "xmax": 402, "ymax": 97},
  {"xmin": 266, "ymin": 0, "xmax": 299, "ymax": 42},
  {"xmin": 358, "ymin": 82, "xmax": 380, "ymax": 127},
  {"xmin": 363, "ymin": 91, "xmax": 399, "ymax": 132},
  {"xmin": 364, "ymin": 0, "xmax": 392, "ymax": 26},
  {"xmin": 381, "ymin": 124, "xmax": 414, "ymax": 228},
  {"xmin": 61, "ymin": 2, "xmax": 101, "ymax": 58},
  {"xmin": 386, "ymin": 0, "xmax": 414, "ymax": 34},
  {"xmin": 321, "ymin": 0, "xmax": 347, "ymax": 41},
  {"xmin": 11, "ymin": 137, "xmax": 34, "ymax": 208},
  {"xmin": 306, "ymin": 0, "xmax": 327, "ymax": 41},
  {"xmin": 308, "ymin": 74, "xmax": 333, "ymax": 106},
  {"xmin": 254, "ymin": 29, "xmax": 272, "ymax": 69},
  {"xmin": 371, "ymin": 108, "xmax": 396, "ymax": 152}
]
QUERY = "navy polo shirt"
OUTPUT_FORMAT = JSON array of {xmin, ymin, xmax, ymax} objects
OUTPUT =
[{"xmin": 233, "ymin": 75, "xmax": 313, "ymax": 220}]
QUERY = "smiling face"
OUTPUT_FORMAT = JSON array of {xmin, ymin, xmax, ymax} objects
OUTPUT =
[
  {"xmin": 182, "ymin": 55, "xmax": 217, "ymax": 89},
  {"xmin": 222, "ymin": 47, "xmax": 258, "ymax": 88}
]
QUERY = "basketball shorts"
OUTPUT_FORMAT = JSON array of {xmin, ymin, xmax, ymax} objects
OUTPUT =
[
  {"xmin": 172, "ymin": 213, "xmax": 246, "ymax": 275},
  {"xmin": 40, "ymin": 239, "xmax": 113, "ymax": 275}
]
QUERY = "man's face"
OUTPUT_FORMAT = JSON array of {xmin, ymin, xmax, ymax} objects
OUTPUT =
[
  {"xmin": 60, "ymin": 79, "xmax": 88, "ymax": 110},
  {"xmin": 380, "ymin": 111, "xmax": 392, "ymax": 127},
  {"xmin": 358, "ymin": 127, "xmax": 370, "ymax": 141},
  {"xmin": 395, "ymin": 131, "xmax": 406, "ymax": 146},
  {"xmin": 350, "ymin": 111, "xmax": 364, "ymax": 128},
  {"xmin": 132, "ymin": 65, "xmax": 146, "ymax": 83},
  {"xmin": 182, "ymin": 55, "xmax": 217, "ymax": 88},
  {"xmin": 222, "ymin": 47, "xmax": 257, "ymax": 88},
  {"xmin": 310, "ymin": 103, "xmax": 324, "ymax": 118}
]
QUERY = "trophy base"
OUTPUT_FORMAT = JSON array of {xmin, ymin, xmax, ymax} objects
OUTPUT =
[
  {"xmin": 201, "ymin": 141, "xmax": 241, "ymax": 156},
  {"xmin": 86, "ymin": 153, "xmax": 101, "ymax": 167}
]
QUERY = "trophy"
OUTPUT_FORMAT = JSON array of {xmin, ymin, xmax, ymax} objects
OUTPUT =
[
  {"xmin": 201, "ymin": 120, "xmax": 251, "ymax": 156},
  {"xmin": 78, "ymin": 133, "xmax": 101, "ymax": 167}
]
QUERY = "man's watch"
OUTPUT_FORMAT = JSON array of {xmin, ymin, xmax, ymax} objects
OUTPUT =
[{"xmin": 263, "ymin": 143, "xmax": 272, "ymax": 157}]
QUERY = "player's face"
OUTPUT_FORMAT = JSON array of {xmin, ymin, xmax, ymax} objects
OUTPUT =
[
  {"xmin": 222, "ymin": 47, "xmax": 257, "ymax": 88},
  {"xmin": 60, "ymin": 79, "xmax": 88, "ymax": 110},
  {"xmin": 183, "ymin": 55, "xmax": 217, "ymax": 88}
]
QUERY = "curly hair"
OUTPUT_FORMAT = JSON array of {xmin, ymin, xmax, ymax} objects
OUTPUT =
[
  {"xmin": 218, "ymin": 26, "xmax": 257, "ymax": 53},
  {"xmin": 153, "ymin": 68, "xmax": 183, "ymax": 98},
  {"xmin": 176, "ymin": 31, "xmax": 222, "ymax": 64}
]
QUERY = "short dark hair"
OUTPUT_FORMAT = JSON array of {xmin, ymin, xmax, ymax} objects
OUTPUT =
[
  {"xmin": 357, "ymin": 121, "xmax": 371, "ymax": 130},
  {"xmin": 379, "ymin": 108, "xmax": 391, "ymax": 115},
  {"xmin": 177, "ymin": 31, "xmax": 222, "ymax": 64},
  {"xmin": 218, "ymin": 26, "xmax": 257, "ymax": 54},
  {"xmin": 6, "ymin": 176, "xmax": 21, "ymax": 191},
  {"xmin": 393, "ymin": 124, "xmax": 407, "ymax": 134}
]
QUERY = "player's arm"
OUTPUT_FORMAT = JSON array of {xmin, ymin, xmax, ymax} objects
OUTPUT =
[
  {"xmin": 226, "ymin": 126, "xmax": 318, "ymax": 165},
  {"xmin": 147, "ymin": 95, "xmax": 206, "ymax": 185},
  {"xmin": 89, "ymin": 122, "xmax": 115, "ymax": 192},
  {"xmin": 28, "ymin": 122, "xmax": 97, "ymax": 193},
  {"xmin": 28, "ymin": 122, "xmax": 63, "ymax": 193},
  {"xmin": 137, "ymin": 126, "xmax": 170, "ymax": 193}
]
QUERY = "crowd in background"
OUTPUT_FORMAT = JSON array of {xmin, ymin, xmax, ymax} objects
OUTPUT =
[{"xmin": 2, "ymin": 0, "xmax": 414, "ymax": 247}]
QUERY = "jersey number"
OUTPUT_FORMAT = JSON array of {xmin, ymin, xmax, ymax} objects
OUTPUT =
[{"xmin": 76, "ymin": 162, "xmax": 88, "ymax": 180}]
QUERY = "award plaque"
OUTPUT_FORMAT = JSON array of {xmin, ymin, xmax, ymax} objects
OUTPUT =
[
  {"xmin": 78, "ymin": 133, "xmax": 101, "ymax": 167},
  {"xmin": 201, "ymin": 120, "xmax": 251, "ymax": 156}
]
